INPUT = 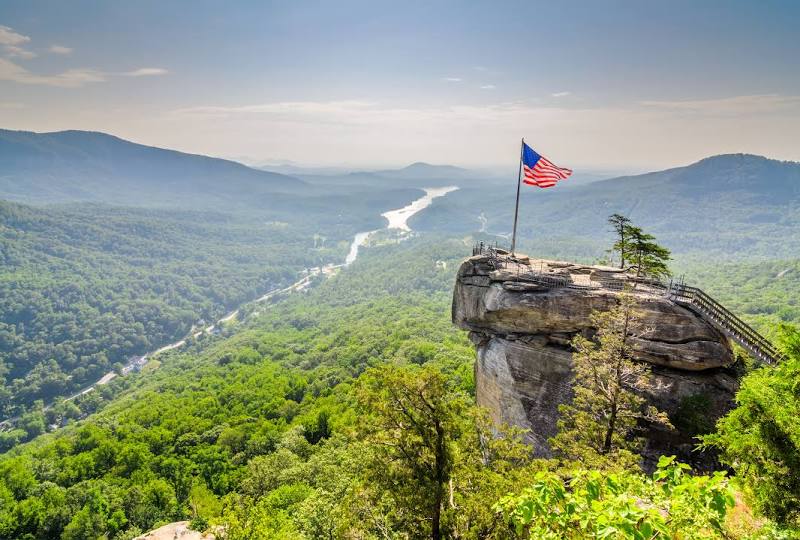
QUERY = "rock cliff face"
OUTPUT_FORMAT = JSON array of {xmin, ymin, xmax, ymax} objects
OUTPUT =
[{"xmin": 453, "ymin": 253, "xmax": 739, "ymax": 469}]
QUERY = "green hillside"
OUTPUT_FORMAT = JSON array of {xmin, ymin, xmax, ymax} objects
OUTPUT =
[
  {"xmin": 0, "ymin": 238, "xmax": 472, "ymax": 539},
  {"xmin": 0, "ymin": 183, "xmax": 422, "ymax": 423},
  {"xmin": 415, "ymin": 153, "xmax": 800, "ymax": 260},
  {"xmin": 0, "ymin": 237, "xmax": 793, "ymax": 539},
  {"xmin": 0, "ymin": 201, "xmax": 315, "ymax": 417},
  {"xmin": 0, "ymin": 130, "xmax": 304, "ymax": 206}
]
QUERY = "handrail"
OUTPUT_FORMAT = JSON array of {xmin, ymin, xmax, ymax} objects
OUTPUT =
[
  {"xmin": 469, "ymin": 246, "xmax": 784, "ymax": 365},
  {"xmin": 670, "ymin": 284, "xmax": 784, "ymax": 364},
  {"xmin": 674, "ymin": 287, "xmax": 769, "ymax": 352}
]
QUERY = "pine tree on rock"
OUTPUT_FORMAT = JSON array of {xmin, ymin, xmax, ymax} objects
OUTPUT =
[
  {"xmin": 608, "ymin": 213, "xmax": 632, "ymax": 269},
  {"xmin": 626, "ymin": 226, "xmax": 672, "ymax": 279},
  {"xmin": 550, "ymin": 294, "xmax": 672, "ymax": 467},
  {"xmin": 607, "ymin": 213, "xmax": 672, "ymax": 279}
]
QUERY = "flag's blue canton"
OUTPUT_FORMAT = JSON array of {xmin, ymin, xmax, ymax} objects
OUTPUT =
[
  {"xmin": 522, "ymin": 144, "xmax": 542, "ymax": 169},
  {"xmin": 520, "ymin": 142, "xmax": 572, "ymax": 188}
]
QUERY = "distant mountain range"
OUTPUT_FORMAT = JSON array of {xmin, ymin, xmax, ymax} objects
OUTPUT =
[
  {"xmin": 414, "ymin": 153, "xmax": 800, "ymax": 260},
  {"xmin": 0, "ymin": 129, "xmax": 305, "ymax": 208},
  {"xmin": 253, "ymin": 161, "xmax": 479, "ymax": 181},
  {"xmin": 371, "ymin": 162, "xmax": 477, "ymax": 180},
  {"xmin": 592, "ymin": 153, "xmax": 800, "ymax": 201},
  {"xmin": 2, "ymin": 129, "xmax": 798, "ymax": 259},
  {"xmin": 0, "ymin": 130, "xmax": 621, "ymax": 209},
  {"xmin": 262, "ymin": 161, "xmax": 625, "ymax": 190},
  {"xmin": 0, "ymin": 129, "xmax": 430, "ymax": 236}
]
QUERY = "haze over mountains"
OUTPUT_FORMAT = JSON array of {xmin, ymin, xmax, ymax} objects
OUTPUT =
[
  {"xmin": 1, "ymin": 128, "xmax": 799, "ymax": 538},
  {"xmin": 3, "ymin": 3, "xmax": 799, "ymax": 537},
  {"xmin": 0, "ymin": 129, "xmax": 430, "ymax": 235},
  {"xmin": 415, "ymin": 152, "xmax": 800, "ymax": 260},
  {"xmin": 1, "ymin": 129, "xmax": 798, "ymax": 262},
  {"xmin": 0, "ymin": 129, "xmax": 304, "ymax": 208}
]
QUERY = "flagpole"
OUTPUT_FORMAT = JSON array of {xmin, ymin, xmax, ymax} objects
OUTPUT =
[{"xmin": 510, "ymin": 138, "xmax": 524, "ymax": 255}]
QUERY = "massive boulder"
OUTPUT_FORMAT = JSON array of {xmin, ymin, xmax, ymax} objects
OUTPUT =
[{"xmin": 453, "ymin": 252, "xmax": 739, "ymax": 469}]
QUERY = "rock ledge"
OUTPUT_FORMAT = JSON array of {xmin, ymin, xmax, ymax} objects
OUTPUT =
[{"xmin": 452, "ymin": 253, "xmax": 738, "ymax": 469}]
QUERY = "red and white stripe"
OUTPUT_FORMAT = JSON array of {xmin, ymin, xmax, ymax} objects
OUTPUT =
[{"xmin": 522, "ymin": 156, "xmax": 572, "ymax": 188}]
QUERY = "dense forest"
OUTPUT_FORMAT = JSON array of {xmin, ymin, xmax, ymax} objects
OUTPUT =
[
  {"xmin": 0, "ymin": 238, "xmax": 797, "ymax": 539},
  {"xmin": 0, "ymin": 183, "xmax": 422, "ymax": 423},
  {"xmin": 678, "ymin": 258, "xmax": 800, "ymax": 331},
  {"xmin": 416, "ymin": 154, "xmax": 800, "ymax": 261},
  {"xmin": 1, "ymin": 133, "xmax": 799, "ymax": 538},
  {"xmin": 0, "ymin": 201, "xmax": 315, "ymax": 418}
]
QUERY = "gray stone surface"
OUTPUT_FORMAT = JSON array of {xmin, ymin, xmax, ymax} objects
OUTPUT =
[{"xmin": 453, "ymin": 254, "xmax": 739, "ymax": 469}]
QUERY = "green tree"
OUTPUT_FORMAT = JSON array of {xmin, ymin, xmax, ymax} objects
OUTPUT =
[
  {"xmin": 625, "ymin": 225, "xmax": 671, "ymax": 279},
  {"xmin": 703, "ymin": 324, "xmax": 800, "ymax": 528},
  {"xmin": 188, "ymin": 482, "xmax": 222, "ymax": 526},
  {"xmin": 550, "ymin": 295, "xmax": 670, "ymax": 466},
  {"xmin": 494, "ymin": 456, "xmax": 735, "ymax": 539},
  {"xmin": 218, "ymin": 495, "xmax": 303, "ymax": 540},
  {"xmin": 607, "ymin": 214, "xmax": 671, "ymax": 278},
  {"xmin": 608, "ymin": 213, "xmax": 632, "ymax": 269},
  {"xmin": 159, "ymin": 456, "xmax": 195, "ymax": 509},
  {"xmin": 356, "ymin": 364, "xmax": 465, "ymax": 540},
  {"xmin": 62, "ymin": 488, "xmax": 110, "ymax": 540}
]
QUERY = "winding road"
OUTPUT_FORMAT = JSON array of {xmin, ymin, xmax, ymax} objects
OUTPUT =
[{"xmin": 2, "ymin": 186, "xmax": 459, "ymax": 426}]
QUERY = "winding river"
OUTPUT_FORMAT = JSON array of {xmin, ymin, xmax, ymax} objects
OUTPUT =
[
  {"xmin": 345, "ymin": 186, "xmax": 458, "ymax": 265},
  {"xmin": 19, "ymin": 186, "xmax": 460, "ymax": 417}
]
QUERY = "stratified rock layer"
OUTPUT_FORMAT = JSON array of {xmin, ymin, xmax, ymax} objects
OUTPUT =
[{"xmin": 453, "ymin": 254, "xmax": 738, "ymax": 469}]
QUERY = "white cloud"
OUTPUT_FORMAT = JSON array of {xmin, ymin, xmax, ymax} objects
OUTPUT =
[
  {"xmin": 0, "ymin": 58, "xmax": 105, "ymax": 87},
  {"xmin": 0, "ymin": 101, "xmax": 25, "ymax": 109},
  {"xmin": 0, "ymin": 25, "xmax": 36, "ymax": 59},
  {"xmin": 4, "ymin": 45, "xmax": 36, "ymax": 59},
  {"xmin": 442, "ymin": 77, "xmax": 462, "ymax": 82},
  {"xmin": 0, "ymin": 57, "xmax": 169, "ymax": 87},
  {"xmin": 640, "ymin": 94, "xmax": 800, "ymax": 115},
  {"xmin": 49, "ymin": 45, "xmax": 73, "ymax": 55},
  {"xmin": 0, "ymin": 25, "xmax": 164, "ymax": 87},
  {"xmin": 551, "ymin": 91, "xmax": 571, "ymax": 97},
  {"xmin": 480, "ymin": 84, "xmax": 496, "ymax": 90},
  {"xmin": 122, "ymin": 67, "xmax": 168, "ymax": 77},
  {"xmin": 0, "ymin": 26, "xmax": 29, "ymax": 46}
]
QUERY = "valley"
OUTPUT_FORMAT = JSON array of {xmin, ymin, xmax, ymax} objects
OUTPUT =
[
  {"xmin": 2, "ymin": 4, "xmax": 798, "ymax": 538},
  {"xmin": 0, "ymin": 186, "xmax": 463, "ymax": 439},
  {"xmin": 0, "ymin": 133, "xmax": 798, "ymax": 540}
]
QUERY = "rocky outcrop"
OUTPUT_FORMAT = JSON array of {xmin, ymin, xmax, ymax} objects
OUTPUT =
[{"xmin": 453, "ymin": 253, "xmax": 739, "ymax": 469}]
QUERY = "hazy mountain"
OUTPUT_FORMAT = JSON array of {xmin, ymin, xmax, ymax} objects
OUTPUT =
[
  {"xmin": 288, "ymin": 161, "xmax": 618, "ymax": 191},
  {"xmin": 252, "ymin": 160, "xmax": 356, "ymax": 176},
  {"xmin": 371, "ymin": 162, "xmax": 477, "ymax": 180},
  {"xmin": 414, "ymin": 153, "xmax": 800, "ymax": 260},
  {"xmin": 0, "ymin": 129, "xmax": 306, "ymax": 208},
  {"xmin": 292, "ymin": 161, "xmax": 498, "ymax": 191},
  {"xmin": 592, "ymin": 153, "xmax": 800, "ymax": 201}
]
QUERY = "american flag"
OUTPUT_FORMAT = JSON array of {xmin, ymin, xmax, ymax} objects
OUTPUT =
[{"xmin": 521, "ymin": 142, "xmax": 572, "ymax": 188}]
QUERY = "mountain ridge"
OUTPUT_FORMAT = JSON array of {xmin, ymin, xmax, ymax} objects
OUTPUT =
[
  {"xmin": 412, "ymin": 151, "xmax": 800, "ymax": 260},
  {"xmin": 592, "ymin": 153, "xmax": 800, "ymax": 195},
  {"xmin": 0, "ymin": 129, "xmax": 306, "ymax": 207}
]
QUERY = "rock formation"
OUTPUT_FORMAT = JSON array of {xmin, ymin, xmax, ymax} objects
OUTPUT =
[{"xmin": 452, "ymin": 251, "xmax": 739, "ymax": 469}]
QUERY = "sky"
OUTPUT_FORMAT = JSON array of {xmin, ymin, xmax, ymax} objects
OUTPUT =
[{"xmin": 0, "ymin": 0, "xmax": 799, "ymax": 170}]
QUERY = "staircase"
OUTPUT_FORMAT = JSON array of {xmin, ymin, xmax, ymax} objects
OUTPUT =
[
  {"xmin": 470, "ymin": 244, "xmax": 785, "ymax": 365},
  {"xmin": 666, "ymin": 283, "xmax": 785, "ymax": 365}
]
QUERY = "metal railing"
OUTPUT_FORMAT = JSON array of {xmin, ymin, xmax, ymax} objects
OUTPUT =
[
  {"xmin": 469, "ymin": 245, "xmax": 785, "ymax": 365},
  {"xmin": 667, "ymin": 284, "xmax": 784, "ymax": 365}
]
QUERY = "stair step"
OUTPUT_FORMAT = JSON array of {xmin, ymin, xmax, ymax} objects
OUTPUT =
[{"xmin": 677, "ymin": 291, "xmax": 780, "ymax": 365}]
